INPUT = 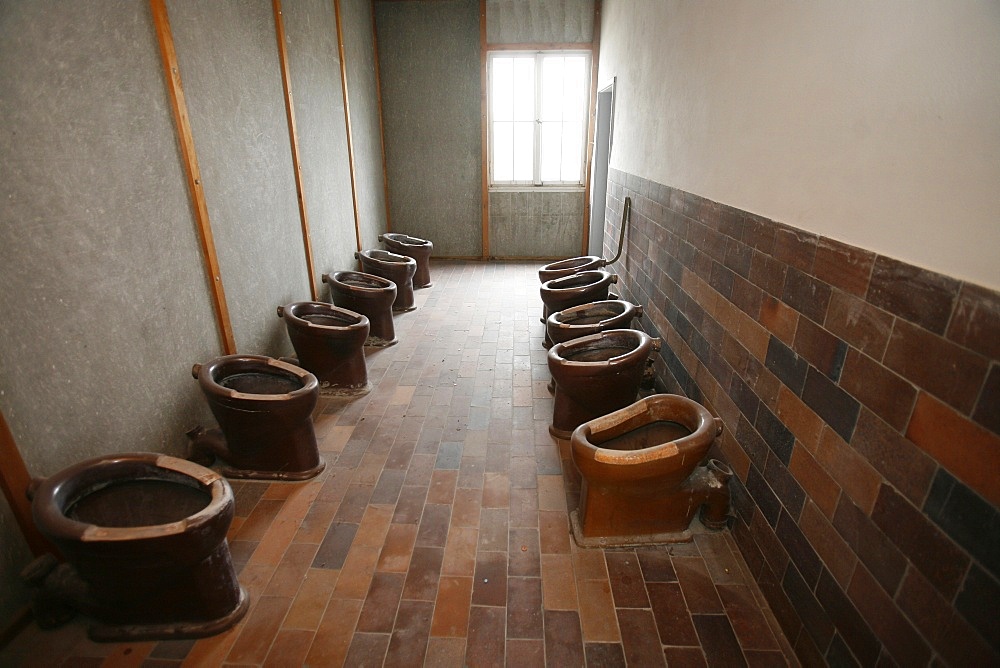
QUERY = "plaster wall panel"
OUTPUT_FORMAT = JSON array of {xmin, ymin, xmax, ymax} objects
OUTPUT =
[
  {"xmin": 598, "ymin": 0, "xmax": 1000, "ymax": 289},
  {"xmin": 167, "ymin": 0, "xmax": 310, "ymax": 353},
  {"xmin": 486, "ymin": 0, "xmax": 594, "ymax": 44},
  {"xmin": 281, "ymin": 0, "xmax": 358, "ymax": 282},
  {"xmin": 341, "ymin": 0, "xmax": 389, "ymax": 252},
  {"xmin": 375, "ymin": 0, "xmax": 482, "ymax": 257},
  {"xmin": 0, "ymin": 0, "xmax": 219, "ymax": 617},
  {"xmin": 489, "ymin": 191, "xmax": 583, "ymax": 257}
]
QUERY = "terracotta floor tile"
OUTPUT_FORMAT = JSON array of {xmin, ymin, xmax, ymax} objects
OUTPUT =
[
  {"xmin": 343, "ymin": 631, "xmax": 390, "ymax": 667},
  {"xmin": 541, "ymin": 553, "xmax": 580, "ymax": 611},
  {"xmin": 431, "ymin": 576, "xmax": 474, "ymax": 637},
  {"xmin": 571, "ymin": 544, "xmax": 609, "ymax": 581},
  {"xmin": 442, "ymin": 525, "xmax": 480, "ymax": 576},
  {"xmin": 537, "ymin": 474, "xmax": 567, "ymax": 511},
  {"xmin": 544, "ymin": 609, "xmax": 586, "ymax": 666},
  {"xmin": 605, "ymin": 551, "xmax": 650, "ymax": 608},
  {"xmin": 509, "ymin": 527, "xmax": 542, "ymax": 577},
  {"xmin": 618, "ymin": 608, "xmax": 668, "ymax": 667},
  {"xmin": 225, "ymin": 595, "xmax": 292, "ymax": 664},
  {"xmin": 356, "ymin": 572, "xmax": 405, "ymax": 633},
  {"xmin": 506, "ymin": 577, "xmax": 544, "ymax": 639},
  {"xmin": 695, "ymin": 532, "xmax": 747, "ymax": 585},
  {"xmin": 635, "ymin": 547, "xmax": 677, "ymax": 583},
  {"xmin": 538, "ymin": 509, "xmax": 572, "ymax": 554},
  {"xmin": 416, "ymin": 502, "xmax": 453, "ymax": 547},
  {"xmin": 312, "ymin": 521, "xmax": 358, "ymax": 570},
  {"xmin": 692, "ymin": 614, "xmax": 748, "ymax": 667},
  {"xmin": 718, "ymin": 584, "xmax": 781, "ymax": 651},
  {"xmin": 320, "ymin": 424, "xmax": 354, "ymax": 453},
  {"xmin": 471, "ymin": 551, "xmax": 508, "ymax": 606},
  {"xmin": 332, "ymin": 545, "xmax": 381, "ymax": 600},
  {"xmin": 507, "ymin": 638, "xmax": 546, "ymax": 667},
  {"xmin": 377, "ymin": 522, "xmax": 419, "ymax": 573},
  {"xmin": 262, "ymin": 628, "xmax": 312, "ymax": 667},
  {"xmin": 482, "ymin": 472, "xmax": 511, "ymax": 507},
  {"xmin": 384, "ymin": 600, "xmax": 434, "ymax": 667},
  {"xmin": 427, "ymin": 469, "xmax": 459, "ymax": 505},
  {"xmin": 648, "ymin": 582, "xmax": 700, "ymax": 646},
  {"xmin": 450, "ymin": 487, "xmax": 482, "ymax": 528},
  {"xmin": 509, "ymin": 487, "xmax": 540, "ymax": 528},
  {"xmin": 402, "ymin": 545, "xmax": 445, "ymax": 601},
  {"xmin": 392, "ymin": 484, "xmax": 428, "ymax": 525},
  {"xmin": 478, "ymin": 507, "xmax": 509, "ymax": 551},
  {"xmin": 577, "ymin": 578, "xmax": 621, "ymax": 642},
  {"xmin": 465, "ymin": 606, "xmax": 506, "ymax": 667},
  {"xmin": 675, "ymin": 556, "xmax": 725, "ymax": 614},
  {"xmin": 663, "ymin": 645, "xmax": 709, "ymax": 667},
  {"xmin": 282, "ymin": 567, "xmax": 339, "ymax": 630},
  {"xmin": 425, "ymin": 636, "xmax": 467, "ymax": 666},
  {"xmin": 263, "ymin": 542, "xmax": 319, "ymax": 597},
  {"xmin": 585, "ymin": 641, "xmax": 628, "ymax": 667}
]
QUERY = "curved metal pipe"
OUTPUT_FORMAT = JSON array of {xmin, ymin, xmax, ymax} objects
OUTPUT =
[{"xmin": 604, "ymin": 196, "xmax": 631, "ymax": 266}]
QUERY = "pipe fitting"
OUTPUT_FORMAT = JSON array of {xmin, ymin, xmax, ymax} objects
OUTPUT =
[
  {"xmin": 635, "ymin": 305, "xmax": 643, "ymax": 318},
  {"xmin": 610, "ymin": 274, "xmax": 619, "ymax": 284},
  {"xmin": 191, "ymin": 363, "xmax": 202, "ymax": 379},
  {"xmin": 650, "ymin": 337, "xmax": 662, "ymax": 352},
  {"xmin": 321, "ymin": 273, "xmax": 330, "ymax": 284},
  {"xmin": 377, "ymin": 234, "xmax": 384, "ymax": 242},
  {"xmin": 276, "ymin": 305, "xmax": 285, "ymax": 318}
]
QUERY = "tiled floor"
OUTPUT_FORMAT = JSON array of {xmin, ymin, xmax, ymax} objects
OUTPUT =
[{"xmin": 2, "ymin": 261, "xmax": 796, "ymax": 667}]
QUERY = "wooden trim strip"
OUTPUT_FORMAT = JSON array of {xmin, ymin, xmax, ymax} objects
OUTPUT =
[
  {"xmin": 370, "ymin": 0, "xmax": 393, "ymax": 233},
  {"xmin": 150, "ymin": 0, "xmax": 237, "ymax": 354},
  {"xmin": 486, "ymin": 42, "xmax": 594, "ymax": 52},
  {"xmin": 479, "ymin": 0, "xmax": 490, "ymax": 259},
  {"xmin": 581, "ymin": 0, "xmax": 602, "ymax": 255},
  {"xmin": 273, "ymin": 0, "xmax": 319, "ymax": 301},
  {"xmin": 334, "ymin": 0, "xmax": 364, "ymax": 253},
  {"xmin": 0, "ymin": 409, "xmax": 55, "ymax": 556}
]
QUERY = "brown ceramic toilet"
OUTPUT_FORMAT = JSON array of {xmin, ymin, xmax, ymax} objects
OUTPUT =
[
  {"xmin": 547, "ymin": 328, "xmax": 660, "ymax": 440},
  {"xmin": 379, "ymin": 232, "xmax": 433, "ymax": 288},
  {"xmin": 538, "ymin": 255, "xmax": 605, "ymax": 283},
  {"xmin": 277, "ymin": 301, "xmax": 371, "ymax": 394},
  {"xmin": 322, "ymin": 271, "xmax": 397, "ymax": 347},
  {"xmin": 189, "ymin": 354, "xmax": 323, "ymax": 480},
  {"xmin": 539, "ymin": 270, "xmax": 618, "ymax": 345},
  {"xmin": 356, "ymin": 249, "xmax": 417, "ymax": 311},
  {"xmin": 24, "ymin": 453, "xmax": 247, "ymax": 641},
  {"xmin": 570, "ymin": 394, "xmax": 732, "ymax": 546},
  {"xmin": 545, "ymin": 299, "xmax": 642, "ymax": 348}
]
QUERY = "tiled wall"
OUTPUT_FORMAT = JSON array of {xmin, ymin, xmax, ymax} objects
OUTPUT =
[{"xmin": 605, "ymin": 168, "xmax": 999, "ymax": 666}]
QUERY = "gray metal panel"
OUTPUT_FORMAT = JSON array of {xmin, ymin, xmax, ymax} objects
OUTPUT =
[
  {"xmin": 0, "ymin": 0, "xmax": 219, "ymax": 616},
  {"xmin": 167, "ymin": 0, "xmax": 310, "ymax": 354},
  {"xmin": 375, "ymin": 0, "xmax": 482, "ymax": 257},
  {"xmin": 282, "ymin": 0, "xmax": 359, "ymax": 285},
  {"xmin": 489, "ymin": 191, "xmax": 583, "ymax": 257},
  {"xmin": 486, "ymin": 0, "xmax": 594, "ymax": 44},
  {"xmin": 342, "ymin": 0, "xmax": 390, "ymax": 252}
]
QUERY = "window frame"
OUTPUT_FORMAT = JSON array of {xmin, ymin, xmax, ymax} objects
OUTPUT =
[{"xmin": 487, "ymin": 49, "xmax": 592, "ymax": 191}]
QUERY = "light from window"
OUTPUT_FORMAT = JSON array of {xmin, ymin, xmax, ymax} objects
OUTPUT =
[{"xmin": 490, "ymin": 52, "xmax": 589, "ymax": 186}]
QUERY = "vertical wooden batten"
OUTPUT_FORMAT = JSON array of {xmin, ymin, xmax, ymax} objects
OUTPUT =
[
  {"xmin": 150, "ymin": 0, "xmax": 237, "ymax": 354},
  {"xmin": 371, "ymin": 0, "xmax": 392, "ymax": 233},
  {"xmin": 0, "ymin": 408, "xmax": 54, "ymax": 557},
  {"xmin": 479, "ymin": 0, "xmax": 490, "ymax": 259},
  {"xmin": 334, "ymin": 0, "xmax": 364, "ymax": 253},
  {"xmin": 273, "ymin": 0, "xmax": 319, "ymax": 301},
  {"xmin": 581, "ymin": 1, "xmax": 602, "ymax": 256}
]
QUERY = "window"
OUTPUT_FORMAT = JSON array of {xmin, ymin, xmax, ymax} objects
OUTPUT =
[{"xmin": 489, "ymin": 51, "xmax": 590, "ymax": 187}]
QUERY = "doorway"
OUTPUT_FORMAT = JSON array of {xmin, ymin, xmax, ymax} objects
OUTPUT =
[{"xmin": 588, "ymin": 80, "xmax": 615, "ymax": 256}]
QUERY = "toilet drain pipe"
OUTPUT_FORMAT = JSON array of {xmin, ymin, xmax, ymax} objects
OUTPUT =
[{"xmin": 604, "ymin": 196, "xmax": 631, "ymax": 266}]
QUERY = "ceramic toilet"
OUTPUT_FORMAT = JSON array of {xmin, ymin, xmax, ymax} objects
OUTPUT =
[
  {"xmin": 322, "ymin": 271, "xmax": 398, "ymax": 346},
  {"xmin": 547, "ymin": 329, "xmax": 660, "ymax": 440},
  {"xmin": 546, "ymin": 299, "xmax": 642, "ymax": 348},
  {"xmin": 379, "ymin": 232, "xmax": 433, "ymax": 288},
  {"xmin": 356, "ymin": 249, "xmax": 417, "ymax": 311},
  {"xmin": 24, "ymin": 453, "xmax": 248, "ymax": 641},
  {"xmin": 189, "ymin": 354, "xmax": 323, "ymax": 481},
  {"xmin": 539, "ymin": 270, "xmax": 618, "ymax": 344},
  {"xmin": 278, "ymin": 301, "xmax": 371, "ymax": 394},
  {"xmin": 538, "ymin": 255, "xmax": 605, "ymax": 283},
  {"xmin": 570, "ymin": 394, "xmax": 732, "ymax": 546}
]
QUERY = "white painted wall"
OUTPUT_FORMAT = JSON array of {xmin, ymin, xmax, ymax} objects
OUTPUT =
[{"xmin": 598, "ymin": 0, "xmax": 1000, "ymax": 290}]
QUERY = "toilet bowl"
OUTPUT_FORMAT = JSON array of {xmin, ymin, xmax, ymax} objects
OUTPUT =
[
  {"xmin": 322, "ymin": 271, "xmax": 398, "ymax": 347},
  {"xmin": 538, "ymin": 255, "xmax": 605, "ymax": 283},
  {"xmin": 278, "ymin": 301, "xmax": 371, "ymax": 395},
  {"xmin": 189, "ymin": 354, "xmax": 323, "ymax": 481},
  {"xmin": 545, "ymin": 299, "xmax": 642, "ymax": 348},
  {"xmin": 547, "ymin": 329, "xmax": 660, "ymax": 440},
  {"xmin": 24, "ymin": 453, "xmax": 248, "ymax": 641},
  {"xmin": 356, "ymin": 249, "xmax": 417, "ymax": 312},
  {"xmin": 569, "ymin": 394, "xmax": 731, "ymax": 546},
  {"xmin": 539, "ymin": 270, "xmax": 618, "ymax": 345},
  {"xmin": 379, "ymin": 232, "xmax": 433, "ymax": 288}
]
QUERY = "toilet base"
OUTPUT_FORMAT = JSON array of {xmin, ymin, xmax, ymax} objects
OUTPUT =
[
  {"xmin": 415, "ymin": 282, "xmax": 432, "ymax": 289},
  {"xmin": 569, "ymin": 509, "xmax": 700, "ymax": 548},
  {"xmin": 319, "ymin": 381, "xmax": 373, "ymax": 397},
  {"xmin": 393, "ymin": 304, "xmax": 417, "ymax": 313},
  {"xmin": 549, "ymin": 423, "xmax": 575, "ymax": 441},
  {"xmin": 87, "ymin": 587, "xmax": 250, "ymax": 642},
  {"xmin": 221, "ymin": 457, "xmax": 326, "ymax": 482},
  {"xmin": 366, "ymin": 335, "xmax": 398, "ymax": 348}
]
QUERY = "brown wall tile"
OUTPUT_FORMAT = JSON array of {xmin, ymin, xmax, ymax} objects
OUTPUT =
[
  {"xmin": 884, "ymin": 319, "xmax": 989, "ymax": 415},
  {"xmin": 947, "ymin": 282, "xmax": 1000, "ymax": 360},
  {"xmin": 850, "ymin": 408, "xmax": 936, "ymax": 507},
  {"xmin": 847, "ymin": 565, "xmax": 931, "ymax": 666},
  {"xmin": 824, "ymin": 290, "xmax": 894, "ymax": 360},
  {"xmin": 839, "ymin": 349, "xmax": 917, "ymax": 432},
  {"xmin": 814, "ymin": 237, "xmax": 875, "ymax": 297},
  {"xmin": 788, "ymin": 446, "xmax": 841, "ymax": 519},
  {"xmin": 867, "ymin": 255, "xmax": 959, "ymax": 336},
  {"xmin": 907, "ymin": 391, "xmax": 1000, "ymax": 507},
  {"xmin": 773, "ymin": 225, "xmax": 818, "ymax": 274},
  {"xmin": 799, "ymin": 502, "xmax": 856, "ymax": 588}
]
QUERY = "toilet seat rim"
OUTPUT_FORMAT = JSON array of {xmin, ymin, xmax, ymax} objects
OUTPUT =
[
  {"xmin": 570, "ymin": 394, "xmax": 720, "ymax": 463},
  {"xmin": 381, "ymin": 232, "xmax": 432, "ymax": 248},
  {"xmin": 548, "ymin": 328, "xmax": 653, "ymax": 368},
  {"xmin": 326, "ymin": 270, "xmax": 397, "ymax": 294},
  {"xmin": 547, "ymin": 300, "xmax": 638, "ymax": 329},
  {"xmin": 31, "ymin": 453, "xmax": 233, "ymax": 543},
  {"xmin": 279, "ymin": 301, "xmax": 370, "ymax": 333},
  {"xmin": 358, "ymin": 249, "xmax": 417, "ymax": 266},
  {"xmin": 197, "ymin": 354, "xmax": 319, "ymax": 401},
  {"xmin": 540, "ymin": 269, "xmax": 614, "ymax": 293},
  {"xmin": 539, "ymin": 255, "xmax": 604, "ymax": 272}
]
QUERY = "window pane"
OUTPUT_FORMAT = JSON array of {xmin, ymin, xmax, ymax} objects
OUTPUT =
[
  {"xmin": 512, "ymin": 121, "xmax": 533, "ymax": 181},
  {"xmin": 563, "ymin": 56, "xmax": 587, "ymax": 122},
  {"xmin": 512, "ymin": 57, "xmax": 534, "ymax": 121},
  {"xmin": 492, "ymin": 57, "xmax": 513, "ymax": 122},
  {"xmin": 561, "ymin": 120, "xmax": 583, "ymax": 182},
  {"xmin": 493, "ymin": 121, "xmax": 513, "ymax": 181},
  {"xmin": 539, "ymin": 122, "xmax": 562, "ymax": 182},
  {"xmin": 540, "ymin": 56, "xmax": 564, "ymax": 122}
]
